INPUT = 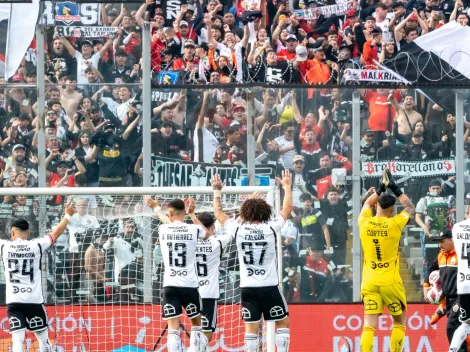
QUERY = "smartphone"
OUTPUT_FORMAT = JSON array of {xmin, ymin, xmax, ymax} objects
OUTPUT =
[{"xmin": 65, "ymin": 149, "xmax": 75, "ymax": 161}]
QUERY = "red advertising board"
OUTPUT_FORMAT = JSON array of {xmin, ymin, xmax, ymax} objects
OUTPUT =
[{"xmin": 0, "ymin": 304, "xmax": 450, "ymax": 351}]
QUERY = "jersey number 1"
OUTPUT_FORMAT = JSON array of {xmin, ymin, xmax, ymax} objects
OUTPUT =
[{"xmin": 8, "ymin": 259, "xmax": 34, "ymax": 283}]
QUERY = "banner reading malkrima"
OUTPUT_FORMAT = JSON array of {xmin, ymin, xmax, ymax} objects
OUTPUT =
[
  {"xmin": 344, "ymin": 69, "xmax": 403, "ymax": 82},
  {"xmin": 362, "ymin": 159, "xmax": 455, "ymax": 178}
]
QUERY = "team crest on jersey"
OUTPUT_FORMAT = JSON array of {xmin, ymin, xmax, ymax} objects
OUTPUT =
[{"xmin": 454, "ymin": 304, "xmax": 460, "ymax": 312}]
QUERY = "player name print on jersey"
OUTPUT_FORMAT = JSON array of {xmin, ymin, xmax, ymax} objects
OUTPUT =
[
  {"xmin": 197, "ymin": 235, "xmax": 231, "ymax": 299},
  {"xmin": 225, "ymin": 217, "xmax": 286, "ymax": 288},
  {"xmin": 453, "ymin": 220, "xmax": 470, "ymax": 295},
  {"xmin": 159, "ymin": 222, "xmax": 205, "ymax": 288},
  {"xmin": 1, "ymin": 236, "xmax": 53, "ymax": 304}
]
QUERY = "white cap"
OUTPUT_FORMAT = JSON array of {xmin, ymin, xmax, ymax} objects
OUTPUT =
[{"xmin": 296, "ymin": 46, "xmax": 308, "ymax": 62}]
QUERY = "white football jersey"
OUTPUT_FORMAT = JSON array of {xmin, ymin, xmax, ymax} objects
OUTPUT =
[
  {"xmin": 159, "ymin": 221, "xmax": 206, "ymax": 288},
  {"xmin": 197, "ymin": 234, "xmax": 232, "ymax": 299},
  {"xmin": 224, "ymin": 216, "xmax": 286, "ymax": 288},
  {"xmin": 1, "ymin": 235, "xmax": 53, "ymax": 304},
  {"xmin": 453, "ymin": 219, "xmax": 470, "ymax": 294}
]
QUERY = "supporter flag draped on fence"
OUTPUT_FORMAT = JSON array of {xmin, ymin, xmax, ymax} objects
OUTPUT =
[
  {"xmin": 0, "ymin": 0, "xmax": 39, "ymax": 79},
  {"xmin": 382, "ymin": 21, "xmax": 470, "ymax": 112}
]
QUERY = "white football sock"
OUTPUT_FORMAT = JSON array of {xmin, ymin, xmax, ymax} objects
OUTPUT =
[
  {"xmin": 34, "ymin": 329, "xmax": 53, "ymax": 352},
  {"xmin": 200, "ymin": 333, "xmax": 208, "ymax": 352},
  {"xmin": 244, "ymin": 333, "xmax": 258, "ymax": 352},
  {"xmin": 190, "ymin": 326, "xmax": 203, "ymax": 352},
  {"xmin": 11, "ymin": 329, "xmax": 25, "ymax": 352},
  {"xmin": 276, "ymin": 328, "xmax": 290, "ymax": 352},
  {"xmin": 449, "ymin": 323, "xmax": 470, "ymax": 352},
  {"xmin": 167, "ymin": 329, "xmax": 183, "ymax": 352}
]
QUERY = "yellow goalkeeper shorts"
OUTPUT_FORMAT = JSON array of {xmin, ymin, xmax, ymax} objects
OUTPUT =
[{"xmin": 361, "ymin": 281, "xmax": 407, "ymax": 316}]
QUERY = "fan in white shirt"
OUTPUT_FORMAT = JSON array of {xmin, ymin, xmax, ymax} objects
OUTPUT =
[
  {"xmin": 56, "ymin": 33, "xmax": 113, "ymax": 85},
  {"xmin": 193, "ymin": 91, "xmax": 219, "ymax": 163}
]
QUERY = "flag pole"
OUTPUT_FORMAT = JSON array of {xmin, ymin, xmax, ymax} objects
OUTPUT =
[{"xmin": 4, "ymin": 3, "xmax": 11, "ymax": 78}]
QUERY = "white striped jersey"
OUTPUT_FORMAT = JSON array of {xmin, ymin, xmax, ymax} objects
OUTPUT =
[
  {"xmin": 159, "ymin": 221, "xmax": 206, "ymax": 288},
  {"xmin": 196, "ymin": 234, "xmax": 232, "ymax": 299},
  {"xmin": 453, "ymin": 219, "xmax": 470, "ymax": 294},
  {"xmin": 224, "ymin": 216, "xmax": 286, "ymax": 288},
  {"xmin": 1, "ymin": 235, "xmax": 53, "ymax": 304}
]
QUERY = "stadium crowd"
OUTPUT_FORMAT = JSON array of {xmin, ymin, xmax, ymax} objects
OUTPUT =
[{"xmin": 0, "ymin": 0, "xmax": 467, "ymax": 305}]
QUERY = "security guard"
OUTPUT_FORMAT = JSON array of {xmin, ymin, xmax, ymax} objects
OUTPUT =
[{"xmin": 423, "ymin": 228, "xmax": 467, "ymax": 352}]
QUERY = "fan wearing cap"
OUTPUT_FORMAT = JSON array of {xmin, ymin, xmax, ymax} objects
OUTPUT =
[
  {"xmin": 107, "ymin": 49, "xmax": 133, "ymax": 84},
  {"xmin": 361, "ymin": 26, "xmax": 382, "ymax": 69},
  {"xmin": 144, "ymin": 121, "xmax": 189, "ymax": 160},
  {"xmin": 213, "ymin": 126, "xmax": 246, "ymax": 164},
  {"xmin": 173, "ymin": 40, "xmax": 199, "ymax": 71},
  {"xmin": 277, "ymin": 34, "xmax": 299, "ymax": 61},
  {"xmin": 250, "ymin": 47, "xmax": 299, "ymax": 83},
  {"xmin": 56, "ymin": 31, "xmax": 113, "ymax": 85},
  {"xmin": 306, "ymin": 151, "xmax": 352, "ymax": 200},
  {"xmin": 295, "ymin": 44, "xmax": 333, "ymax": 86},
  {"xmin": 394, "ymin": 9, "xmax": 428, "ymax": 51},
  {"xmin": 421, "ymin": 228, "xmax": 469, "ymax": 351}
]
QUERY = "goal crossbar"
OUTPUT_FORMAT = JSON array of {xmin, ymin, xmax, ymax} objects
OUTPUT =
[{"xmin": 0, "ymin": 186, "xmax": 274, "ymax": 196}]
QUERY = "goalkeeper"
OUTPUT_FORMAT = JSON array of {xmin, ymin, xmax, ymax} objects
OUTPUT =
[{"xmin": 359, "ymin": 169, "xmax": 415, "ymax": 352}]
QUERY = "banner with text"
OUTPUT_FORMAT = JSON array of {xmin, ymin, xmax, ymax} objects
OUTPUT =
[
  {"xmin": 344, "ymin": 69, "xmax": 403, "ymax": 82},
  {"xmin": 0, "ymin": 304, "xmax": 449, "ymax": 351},
  {"xmin": 151, "ymin": 155, "xmax": 276, "ymax": 188},
  {"xmin": 56, "ymin": 26, "xmax": 117, "ymax": 38},
  {"xmin": 294, "ymin": 3, "xmax": 350, "ymax": 19},
  {"xmin": 362, "ymin": 159, "xmax": 456, "ymax": 178}
]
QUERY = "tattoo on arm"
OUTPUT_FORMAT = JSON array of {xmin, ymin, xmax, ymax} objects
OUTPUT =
[
  {"xmin": 214, "ymin": 195, "xmax": 229, "ymax": 224},
  {"xmin": 402, "ymin": 199, "xmax": 415, "ymax": 218}
]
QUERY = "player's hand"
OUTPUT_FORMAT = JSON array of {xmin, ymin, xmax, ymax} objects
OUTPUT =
[
  {"xmin": 144, "ymin": 195, "xmax": 160, "ymax": 210},
  {"xmin": 278, "ymin": 169, "xmax": 292, "ymax": 189},
  {"xmin": 64, "ymin": 202, "xmax": 75, "ymax": 217},
  {"xmin": 184, "ymin": 197, "xmax": 196, "ymax": 214},
  {"xmin": 249, "ymin": 192, "xmax": 263, "ymax": 199},
  {"xmin": 211, "ymin": 174, "xmax": 225, "ymax": 191}
]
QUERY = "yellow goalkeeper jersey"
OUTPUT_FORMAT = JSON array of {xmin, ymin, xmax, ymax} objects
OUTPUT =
[{"xmin": 359, "ymin": 208, "xmax": 410, "ymax": 286}]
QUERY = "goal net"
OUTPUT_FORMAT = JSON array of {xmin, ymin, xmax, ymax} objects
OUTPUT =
[{"xmin": 0, "ymin": 186, "xmax": 277, "ymax": 352}]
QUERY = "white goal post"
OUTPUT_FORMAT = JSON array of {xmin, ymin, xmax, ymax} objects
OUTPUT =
[{"xmin": 0, "ymin": 186, "xmax": 283, "ymax": 352}]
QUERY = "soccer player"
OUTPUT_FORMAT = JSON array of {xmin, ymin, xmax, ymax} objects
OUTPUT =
[
  {"xmin": 423, "ymin": 228, "xmax": 467, "ymax": 352},
  {"xmin": 151, "ymin": 196, "xmax": 232, "ymax": 344},
  {"xmin": 144, "ymin": 196, "xmax": 209, "ymax": 352},
  {"xmin": 4, "ymin": 203, "xmax": 75, "ymax": 352},
  {"xmin": 211, "ymin": 171, "xmax": 293, "ymax": 352},
  {"xmin": 448, "ymin": 206, "xmax": 470, "ymax": 352},
  {"xmin": 359, "ymin": 170, "xmax": 415, "ymax": 352}
]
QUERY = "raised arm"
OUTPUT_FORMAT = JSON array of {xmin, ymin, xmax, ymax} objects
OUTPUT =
[
  {"xmin": 50, "ymin": 203, "xmax": 75, "ymax": 242},
  {"xmin": 211, "ymin": 174, "xmax": 229, "ymax": 225},
  {"xmin": 279, "ymin": 169, "xmax": 293, "ymax": 219},
  {"xmin": 196, "ymin": 91, "xmax": 209, "ymax": 129},
  {"xmin": 58, "ymin": 34, "xmax": 76, "ymax": 57},
  {"xmin": 185, "ymin": 197, "xmax": 210, "ymax": 240},
  {"xmin": 144, "ymin": 195, "xmax": 171, "ymax": 223}
]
